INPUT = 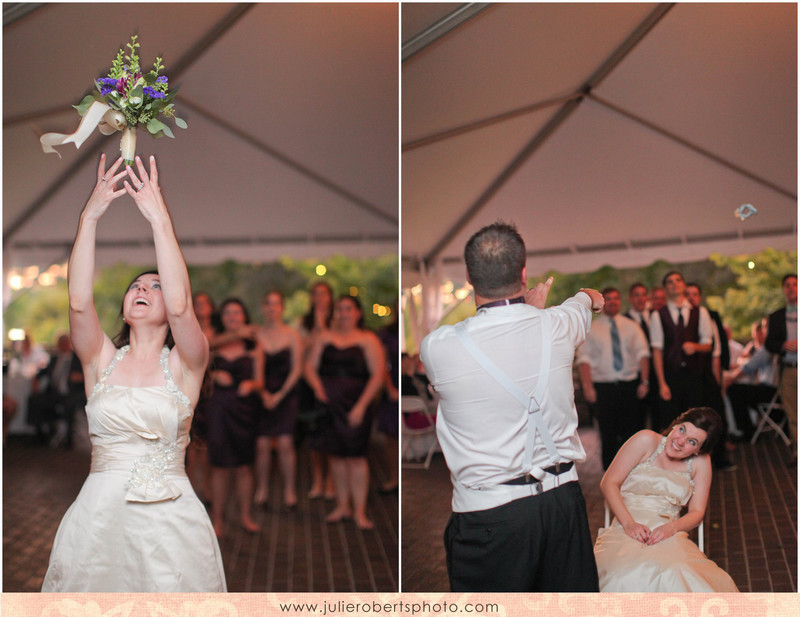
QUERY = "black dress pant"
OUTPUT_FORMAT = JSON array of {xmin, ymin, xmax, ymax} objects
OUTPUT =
[
  {"xmin": 656, "ymin": 367, "xmax": 704, "ymax": 432},
  {"xmin": 444, "ymin": 482, "xmax": 599, "ymax": 592},
  {"xmin": 594, "ymin": 379, "xmax": 640, "ymax": 469},
  {"xmin": 727, "ymin": 383, "xmax": 777, "ymax": 439}
]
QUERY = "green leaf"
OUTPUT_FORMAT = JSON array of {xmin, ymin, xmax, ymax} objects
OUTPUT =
[
  {"xmin": 73, "ymin": 94, "xmax": 97, "ymax": 116},
  {"xmin": 174, "ymin": 117, "xmax": 188, "ymax": 129},
  {"xmin": 161, "ymin": 123, "xmax": 174, "ymax": 138},
  {"xmin": 147, "ymin": 118, "xmax": 165, "ymax": 135}
]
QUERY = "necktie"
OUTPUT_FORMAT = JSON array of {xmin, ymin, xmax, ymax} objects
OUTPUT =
[
  {"xmin": 676, "ymin": 308, "xmax": 686, "ymax": 342},
  {"xmin": 640, "ymin": 315, "xmax": 650, "ymax": 342},
  {"xmin": 610, "ymin": 318, "xmax": 623, "ymax": 371}
]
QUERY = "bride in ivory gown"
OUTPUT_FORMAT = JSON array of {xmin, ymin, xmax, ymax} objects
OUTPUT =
[
  {"xmin": 41, "ymin": 154, "xmax": 225, "ymax": 592},
  {"xmin": 594, "ymin": 407, "xmax": 738, "ymax": 592}
]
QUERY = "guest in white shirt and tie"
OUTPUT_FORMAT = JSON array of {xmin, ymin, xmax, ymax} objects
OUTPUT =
[
  {"xmin": 578, "ymin": 287, "xmax": 650, "ymax": 469},
  {"xmin": 421, "ymin": 221, "xmax": 604, "ymax": 592}
]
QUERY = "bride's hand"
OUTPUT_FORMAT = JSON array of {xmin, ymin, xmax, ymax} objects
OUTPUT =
[
  {"xmin": 82, "ymin": 154, "xmax": 128, "ymax": 222},
  {"xmin": 623, "ymin": 521, "xmax": 651, "ymax": 544},
  {"xmin": 123, "ymin": 155, "xmax": 169, "ymax": 225},
  {"xmin": 645, "ymin": 522, "xmax": 677, "ymax": 545}
]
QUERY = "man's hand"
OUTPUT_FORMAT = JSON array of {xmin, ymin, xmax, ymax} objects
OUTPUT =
[
  {"xmin": 580, "ymin": 288, "xmax": 605, "ymax": 313},
  {"xmin": 525, "ymin": 276, "xmax": 553, "ymax": 309}
]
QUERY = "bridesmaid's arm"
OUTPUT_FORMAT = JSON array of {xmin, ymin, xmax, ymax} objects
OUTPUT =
[
  {"xmin": 274, "ymin": 328, "xmax": 304, "ymax": 404},
  {"xmin": 304, "ymin": 333, "xmax": 330, "ymax": 403},
  {"xmin": 645, "ymin": 454, "xmax": 711, "ymax": 545},
  {"xmin": 600, "ymin": 430, "xmax": 660, "ymax": 544},
  {"xmin": 238, "ymin": 343, "xmax": 264, "ymax": 397},
  {"xmin": 347, "ymin": 332, "xmax": 386, "ymax": 427}
]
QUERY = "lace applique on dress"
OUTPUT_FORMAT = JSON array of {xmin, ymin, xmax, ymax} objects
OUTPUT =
[
  {"xmin": 89, "ymin": 345, "xmax": 129, "ymax": 401},
  {"xmin": 127, "ymin": 441, "xmax": 179, "ymax": 492}
]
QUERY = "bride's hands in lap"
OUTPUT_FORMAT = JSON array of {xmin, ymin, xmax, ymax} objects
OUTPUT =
[
  {"xmin": 623, "ymin": 521, "xmax": 651, "ymax": 544},
  {"xmin": 645, "ymin": 522, "xmax": 677, "ymax": 545},
  {"xmin": 83, "ymin": 154, "xmax": 128, "ymax": 221}
]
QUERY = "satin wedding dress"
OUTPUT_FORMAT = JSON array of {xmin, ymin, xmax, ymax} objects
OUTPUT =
[
  {"xmin": 594, "ymin": 437, "xmax": 738, "ymax": 592},
  {"xmin": 42, "ymin": 346, "xmax": 226, "ymax": 592}
]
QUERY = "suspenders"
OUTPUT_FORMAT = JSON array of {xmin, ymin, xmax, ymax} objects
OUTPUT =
[{"xmin": 454, "ymin": 309, "xmax": 561, "ymax": 481}]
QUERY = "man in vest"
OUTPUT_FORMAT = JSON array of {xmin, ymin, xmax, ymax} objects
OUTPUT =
[
  {"xmin": 765, "ymin": 273, "xmax": 797, "ymax": 467},
  {"xmin": 420, "ymin": 221, "xmax": 602, "ymax": 592},
  {"xmin": 649, "ymin": 271, "xmax": 714, "ymax": 431}
]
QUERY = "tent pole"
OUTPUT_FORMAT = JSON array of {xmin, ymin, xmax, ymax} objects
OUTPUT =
[
  {"xmin": 589, "ymin": 93, "xmax": 797, "ymax": 201},
  {"xmin": 3, "ymin": 3, "xmax": 257, "ymax": 246},
  {"xmin": 402, "ymin": 3, "xmax": 491, "ymax": 61},
  {"xmin": 180, "ymin": 98, "xmax": 397, "ymax": 226},
  {"xmin": 420, "ymin": 3, "xmax": 676, "ymax": 267}
]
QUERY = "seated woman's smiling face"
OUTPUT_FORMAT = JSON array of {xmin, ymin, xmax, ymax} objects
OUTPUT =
[{"xmin": 665, "ymin": 423, "xmax": 707, "ymax": 459}]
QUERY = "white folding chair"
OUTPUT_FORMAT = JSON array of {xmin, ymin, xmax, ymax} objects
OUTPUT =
[
  {"xmin": 401, "ymin": 395, "xmax": 438, "ymax": 469},
  {"xmin": 750, "ymin": 389, "xmax": 791, "ymax": 446},
  {"xmin": 603, "ymin": 502, "xmax": 704, "ymax": 553}
]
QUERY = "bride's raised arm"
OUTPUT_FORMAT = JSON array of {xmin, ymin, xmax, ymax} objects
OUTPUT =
[
  {"xmin": 123, "ymin": 156, "xmax": 208, "ymax": 399},
  {"xmin": 69, "ymin": 154, "xmax": 129, "ymax": 391}
]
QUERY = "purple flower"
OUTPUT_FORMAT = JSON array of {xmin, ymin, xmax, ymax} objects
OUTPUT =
[
  {"xmin": 97, "ymin": 77, "xmax": 117, "ymax": 97},
  {"xmin": 143, "ymin": 86, "xmax": 165, "ymax": 99},
  {"xmin": 116, "ymin": 77, "xmax": 127, "ymax": 94},
  {"xmin": 156, "ymin": 75, "xmax": 168, "ymax": 84}
]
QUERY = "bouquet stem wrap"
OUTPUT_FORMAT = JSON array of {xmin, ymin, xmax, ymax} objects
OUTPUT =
[{"xmin": 120, "ymin": 125, "xmax": 137, "ymax": 167}]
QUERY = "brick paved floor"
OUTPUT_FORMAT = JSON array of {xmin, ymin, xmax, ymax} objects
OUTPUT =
[
  {"xmin": 3, "ymin": 411, "xmax": 398, "ymax": 592},
  {"xmin": 402, "ymin": 426, "xmax": 797, "ymax": 592}
]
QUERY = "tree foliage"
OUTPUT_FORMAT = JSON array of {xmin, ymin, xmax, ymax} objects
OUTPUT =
[
  {"xmin": 404, "ymin": 248, "xmax": 796, "ymax": 351},
  {"xmin": 4, "ymin": 254, "xmax": 398, "ymax": 351}
]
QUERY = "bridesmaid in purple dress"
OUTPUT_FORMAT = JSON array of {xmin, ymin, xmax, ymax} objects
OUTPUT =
[
  {"xmin": 305, "ymin": 295, "xmax": 385, "ymax": 530},
  {"xmin": 253, "ymin": 290, "xmax": 303, "ymax": 509},
  {"xmin": 206, "ymin": 298, "xmax": 263, "ymax": 537}
]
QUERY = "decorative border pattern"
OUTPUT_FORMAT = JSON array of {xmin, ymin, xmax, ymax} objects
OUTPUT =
[{"xmin": 2, "ymin": 593, "xmax": 798, "ymax": 617}]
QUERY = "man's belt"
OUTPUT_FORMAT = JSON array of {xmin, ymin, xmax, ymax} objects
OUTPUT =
[{"xmin": 501, "ymin": 461, "xmax": 574, "ymax": 485}]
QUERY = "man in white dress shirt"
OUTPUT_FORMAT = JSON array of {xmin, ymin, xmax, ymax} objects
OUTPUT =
[
  {"xmin": 577, "ymin": 287, "xmax": 650, "ymax": 469},
  {"xmin": 649, "ymin": 271, "xmax": 714, "ymax": 431},
  {"xmin": 420, "ymin": 221, "xmax": 603, "ymax": 592}
]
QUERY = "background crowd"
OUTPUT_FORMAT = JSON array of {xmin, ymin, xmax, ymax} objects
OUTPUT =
[{"xmin": 4, "ymin": 279, "xmax": 399, "ymax": 539}]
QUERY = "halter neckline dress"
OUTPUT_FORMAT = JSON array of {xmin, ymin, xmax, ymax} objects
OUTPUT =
[
  {"xmin": 42, "ymin": 345, "xmax": 226, "ymax": 592},
  {"xmin": 594, "ymin": 436, "xmax": 738, "ymax": 592}
]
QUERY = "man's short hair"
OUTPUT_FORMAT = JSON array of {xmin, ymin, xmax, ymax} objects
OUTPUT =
[
  {"xmin": 662, "ymin": 270, "xmax": 684, "ymax": 287},
  {"xmin": 464, "ymin": 221, "xmax": 526, "ymax": 299},
  {"xmin": 601, "ymin": 286, "xmax": 619, "ymax": 296},
  {"xmin": 686, "ymin": 282, "xmax": 702, "ymax": 295},
  {"xmin": 782, "ymin": 273, "xmax": 797, "ymax": 285},
  {"xmin": 629, "ymin": 282, "xmax": 647, "ymax": 295}
]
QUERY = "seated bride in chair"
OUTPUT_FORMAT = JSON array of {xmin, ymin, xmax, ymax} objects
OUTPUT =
[{"xmin": 594, "ymin": 407, "xmax": 738, "ymax": 592}]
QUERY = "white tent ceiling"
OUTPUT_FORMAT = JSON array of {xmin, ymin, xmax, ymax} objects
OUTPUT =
[
  {"xmin": 3, "ymin": 3, "xmax": 398, "ymax": 273},
  {"xmin": 402, "ymin": 2, "xmax": 797, "ymax": 284}
]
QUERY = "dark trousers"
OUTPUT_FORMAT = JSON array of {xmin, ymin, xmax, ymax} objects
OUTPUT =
[
  {"xmin": 700, "ymin": 374, "xmax": 730, "ymax": 467},
  {"xmin": 444, "ymin": 482, "xmax": 599, "ymax": 592},
  {"xmin": 656, "ymin": 367, "xmax": 704, "ymax": 432},
  {"xmin": 727, "ymin": 383, "xmax": 777, "ymax": 439},
  {"xmin": 594, "ymin": 379, "xmax": 640, "ymax": 469}
]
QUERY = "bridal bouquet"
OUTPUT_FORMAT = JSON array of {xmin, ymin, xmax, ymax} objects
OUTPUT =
[{"xmin": 41, "ymin": 35, "xmax": 187, "ymax": 165}]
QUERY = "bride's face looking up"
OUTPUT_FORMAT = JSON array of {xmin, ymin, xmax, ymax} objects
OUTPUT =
[
  {"xmin": 665, "ymin": 422, "xmax": 707, "ymax": 459},
  {"xmin": 123, "ymin": 274, "xmax": 166, "ymax": 326}
]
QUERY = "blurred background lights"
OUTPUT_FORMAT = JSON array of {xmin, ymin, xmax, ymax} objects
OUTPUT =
[
  {"xmin": 372, "ymin": 304, "xmax": 391, "ymax": 317},
  {"xmin": 8, "ymin": 328, "xmax": 26, "ymax": 341},
  {"xmin": 349, "ymin": 286, "xmax": 359, "ymax": 297},
  {"xmin": 748, "ymin": 261, "xmax": 756, "ymax": 270},
  {"xmin": 315, "ymin": 264, "xmax": 327, "ymax": 276}
]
